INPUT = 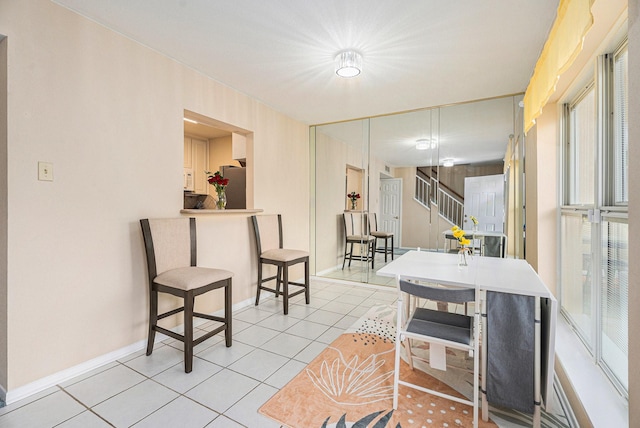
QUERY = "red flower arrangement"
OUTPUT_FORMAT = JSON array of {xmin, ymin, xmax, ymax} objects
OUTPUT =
[
  {"xmin": 347, "ymin": 191, "xmax": 361, "ymax": 202},
  {"xmin": 206, "ymin": 171, "xmax": 229, "ymax": 194}
]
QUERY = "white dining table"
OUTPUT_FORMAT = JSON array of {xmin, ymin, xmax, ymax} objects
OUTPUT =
[{"xmin": 377, "ymin": 250, "xmax": 557, "ymax": 428}]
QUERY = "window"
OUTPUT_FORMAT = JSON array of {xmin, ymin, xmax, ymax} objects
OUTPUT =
[
  {"xmin": 560, "ymin": 42, "xmax": 628, "ymax": 396},
  {"xmin": 567, "ymin": 85, "xmax": 595, "ymax": 206},
  {"xmin": 613, "ymin": 45, "xmax": 628, "ymax": 205},
  {"xmin": 600, "ymin": 217, "xmax": 628, "ymax": 390}
]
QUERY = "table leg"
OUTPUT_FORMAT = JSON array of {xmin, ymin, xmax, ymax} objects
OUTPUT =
[
  {"xmin": 534, "ymin": 297, "xmax": 541, "ymax": 428},
  {"xmin": 481, "ymin": 289, "xmax": 488, "ymax": 421}
]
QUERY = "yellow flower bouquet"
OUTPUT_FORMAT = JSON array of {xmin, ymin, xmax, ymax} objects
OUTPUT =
[{"xmin": 451, "ymin": 225, "xmax": 472, "ymax": 266}]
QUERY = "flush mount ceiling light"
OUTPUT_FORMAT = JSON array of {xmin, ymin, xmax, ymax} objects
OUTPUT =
[
  {"xmin": 183, "ymin": 117, "xmax": 198, "ymax": 124},
  {"xmin": 443, "ymin": 159, "xmax": 454, "ymax": 167},
  {"xmin": 335, "ymin": 50, "xmax": 362, "ymax": 78},
  {"xmin": 416, "ymin": 139, "xmax": 430, "ymax": 150}
]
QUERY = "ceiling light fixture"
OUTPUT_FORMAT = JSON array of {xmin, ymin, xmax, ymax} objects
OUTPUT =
[
  {"xmin": 443, "ymin": 159, "xmax": 454, "ymax": 167},
  {"xmin": 416, "ymin": 139, "xmax": 429, "ymax": 150},
  {"xmin": 335, "ymin": 50, "xmax": 362, "ymax": 78},
  {"xmin": 183, "ymin": 118, "xmax": 198, "ymax": 124}
]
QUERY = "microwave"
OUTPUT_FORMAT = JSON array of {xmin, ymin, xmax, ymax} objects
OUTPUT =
[{"xmin": 183, "ymin": 168, "xmax": 194, "ymax": 191}]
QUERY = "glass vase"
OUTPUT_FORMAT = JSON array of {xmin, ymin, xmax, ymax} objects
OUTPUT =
[
  {"xmin": 216, "ymin": 190, "xmax": 227, "ymax": 210},
  {"xmin": 458, "ymin": 249, "xmax": 468, "ymax": 267},
  {"xmin": 351, "ymin": 199, "xmax": 357, "ymax": 210}
]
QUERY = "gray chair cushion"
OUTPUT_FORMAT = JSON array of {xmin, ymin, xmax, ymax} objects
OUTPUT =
[
  {"xmin": 261, "ymin": 248, "xmax": 309, "ymax": 262},
  {"xmin": 407, "ymin": 307, "xmax": 473, "ymax": 345},
  {"xmin": 155, "ymin": 266, "xmax": 233, "ymax": 291}
]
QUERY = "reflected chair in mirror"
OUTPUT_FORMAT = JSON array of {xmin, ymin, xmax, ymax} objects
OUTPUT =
[
  {"xmin": 342, "ymin": 212, "xmax": 375, "ymax": 269},
  {"xmin": 369, "ymin": 212, "xmax": 394, "ymax": 262},
  {"xmin": 393, "ymin": 277, "xmax": 480, "ymax": 427},
  {"xmin": 481, "ymin": 234, "xmax": 507, "ymax": 258},
  {"xmin": 443, "ymin": 231, "xmax": 460, "ymax": 253},
  {"xmin": 251, "ymin": 214, "xmax": 310, "ymax": 315},
  {"xmin": 140, "ymin": 217, "xmax": 232, "ymax": 373}
]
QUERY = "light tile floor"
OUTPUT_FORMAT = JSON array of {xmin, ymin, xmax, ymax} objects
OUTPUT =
[
  {"xmin": 319, "ymin": 248, "xmax": 409, "ymax": 287},
  {"xmin": 0, "ymin": 279, "xmax": 397, "ymax": 428},
  {"xmin": 0, "ymin": 277, "xmax": 570, "ymax": 428}
]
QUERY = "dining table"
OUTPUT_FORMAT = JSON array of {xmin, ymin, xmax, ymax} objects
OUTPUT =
[{"xmin": 377, "ymin": 250, "xmax": 557, "ymax": 428}]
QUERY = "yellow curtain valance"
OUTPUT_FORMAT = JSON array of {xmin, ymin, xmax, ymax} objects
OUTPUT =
[{"xmin": 523, "ymin": 0, "xmax": 595, "ymax": 133}]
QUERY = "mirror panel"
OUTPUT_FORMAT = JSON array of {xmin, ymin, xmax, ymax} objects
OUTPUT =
[
  {"xmin": 314, "ymin": 119, "xmax": 370, "ymax": 283},
  {"xmin": 312, "ymin": 95, "xmax": 524, "ymax": 287}
]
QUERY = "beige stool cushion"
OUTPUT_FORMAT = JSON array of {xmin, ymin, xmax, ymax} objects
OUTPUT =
[
  {"xmin": 155, "ymin": 267, "xmax": 233, "ymax": 291},
  {"xmin": 371, "ymin": 231, "xmax": 393, "ymax": 238},
  {"xmin": 347, "ymin": 235, "xmax": 375, "ymax": 242},
  {"xmin": 261, "ymin": 248, "xmax": 309, "ymax": 263}
]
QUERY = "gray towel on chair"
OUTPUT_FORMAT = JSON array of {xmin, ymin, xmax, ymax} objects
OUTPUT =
[
  {"xmin": 483, "ymin": 235, "xmax": 504, "ymax": 258},
  {"xmin": 486, "ymin": 291, "xmax": 535, "ymax": 414}
]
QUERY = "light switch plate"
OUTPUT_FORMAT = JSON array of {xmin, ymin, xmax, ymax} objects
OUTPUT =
[{"xmin": 38, "ymin": 162, "xmax": 53, "ymax": 181}]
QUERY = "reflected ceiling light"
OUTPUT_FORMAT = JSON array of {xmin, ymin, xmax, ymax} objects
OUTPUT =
[
  {"xmin": 183, "ymin": 118, "xmax": 198, "ymax": 124},
  {"xmin": 443, "ymin": 159, "xmax": 454, "ymax": 167},
  {"xmin": 416, "ymin": 139, "xmax": 429, "ymax": 150},
  {"xmin": 335, "ymin": 50, "xmax": 362, "ymax": 78}
]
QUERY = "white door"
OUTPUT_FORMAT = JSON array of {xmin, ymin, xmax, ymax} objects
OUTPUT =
[
  {"xmin": 463, "ymin": 174, "xmax": 505, "ymax": 232},
  {"xmin": 379, "ymin": 178, "xmax": 402, "ymax": 247}
]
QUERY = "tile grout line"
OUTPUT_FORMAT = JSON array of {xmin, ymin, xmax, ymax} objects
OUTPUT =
[{"xmin": 54, "ymin": 385, "xmax": 116, "ymax": 427}]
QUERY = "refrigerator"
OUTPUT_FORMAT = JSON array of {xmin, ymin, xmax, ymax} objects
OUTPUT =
[{"xmin": 220, "ymin": 165, "xmax": 246, "ymax": 209}]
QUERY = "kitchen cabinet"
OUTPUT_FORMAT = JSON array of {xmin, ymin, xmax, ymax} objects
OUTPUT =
[
  {"xmin": 184, "ymin": 137, "xmax": 209, "ymax": 195},
  {"xmin": 232, "ymin": 132, "xmax": 246, "ymax": 161},
  {"xmin": 184, "ymin": 137, "xmax": 193, "ymax": 168}
]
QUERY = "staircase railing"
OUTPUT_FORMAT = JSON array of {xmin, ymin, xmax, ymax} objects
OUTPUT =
[
  {"xmin": 414, "ymin": 175, "xmax": 431, "ymax": 209},
  {"xmin": 415, "ymin": 169, "xmax": 464, "ymax": 226},
  {"xmin": 438, "ymin": 186, "xmax": 464, "ymax": 226}
]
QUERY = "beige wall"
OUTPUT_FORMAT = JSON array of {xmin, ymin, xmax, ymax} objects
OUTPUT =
[
  {"xmin": 397, "ymin": 167, "xmax": 455, "ymax": 251},
  {"xmin": 0, "ymin": 36, "xmax": 7, "ymax": 392},
  {"xmin": 208, "ymin": 135, "xmax": 242, "ymax": 178},
  {"xmin": 314, "ymin": 131, "xmax": 356, "ymax": 273},
  {"xmin": 525, "ymin": 105, "xmax": 558, "ymax": 295},
  {"xmin": 0, "ymin": 0, "xmax": 309, "ymax": 393},
  {"xmin": 397, "ymin": 167, "xmax": 430, "ymax": 249}
]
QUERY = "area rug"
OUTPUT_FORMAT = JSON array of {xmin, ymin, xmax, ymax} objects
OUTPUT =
[{"xmin": 259, "ymin": 305, "xmax": 497, "ymax": 428}]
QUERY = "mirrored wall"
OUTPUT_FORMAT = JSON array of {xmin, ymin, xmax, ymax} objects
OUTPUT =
[{"xmin": 311, "ymin": 94, "xmax": 525, "ymax": 286}]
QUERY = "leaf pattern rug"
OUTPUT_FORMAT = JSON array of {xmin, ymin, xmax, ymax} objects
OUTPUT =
[{"xmin": 260, "ymin": 305, "xmax": 496, "ymax": 428}]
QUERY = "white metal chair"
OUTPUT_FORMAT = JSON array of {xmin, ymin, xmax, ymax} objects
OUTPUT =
[{"xmin": 393, "ymin": 277, "xmax": 480, "ymax": 427}]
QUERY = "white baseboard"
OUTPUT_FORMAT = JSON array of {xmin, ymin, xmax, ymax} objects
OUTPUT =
[
  {"xmin": 4, "ymin": 339, "xmax": 147, "ymax": 405},
  {"xmin": 3, "ymin": 295, "xmax": 256, "ymax": 406},
  {"xmin": 311, "ymin": 275, "xmax": 393, "ymax": 291},
  {"xmin": 315, "ymin": 264, "xmax": 343, "ymax": 276}
]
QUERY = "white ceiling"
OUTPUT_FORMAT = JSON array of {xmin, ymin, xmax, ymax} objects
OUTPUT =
[{"xmin": 53, "ymin": 1, "xmax": 558, "ymax": 166}]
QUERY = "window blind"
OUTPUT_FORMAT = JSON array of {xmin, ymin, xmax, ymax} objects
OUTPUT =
[
  {"xmin": 524, "ymin": 0, "xmax": 595, "ymax": 133},
  {"xmin": 601, "ymin": 218, "xmax": 628, "ymax": 390},
  {"xmin": 613, "ymin": 46, "xmax": 628, "ymax": 205},
  {"xmin": 568, "ymin": 87, "xmax": 595, "ymax": 205}
]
